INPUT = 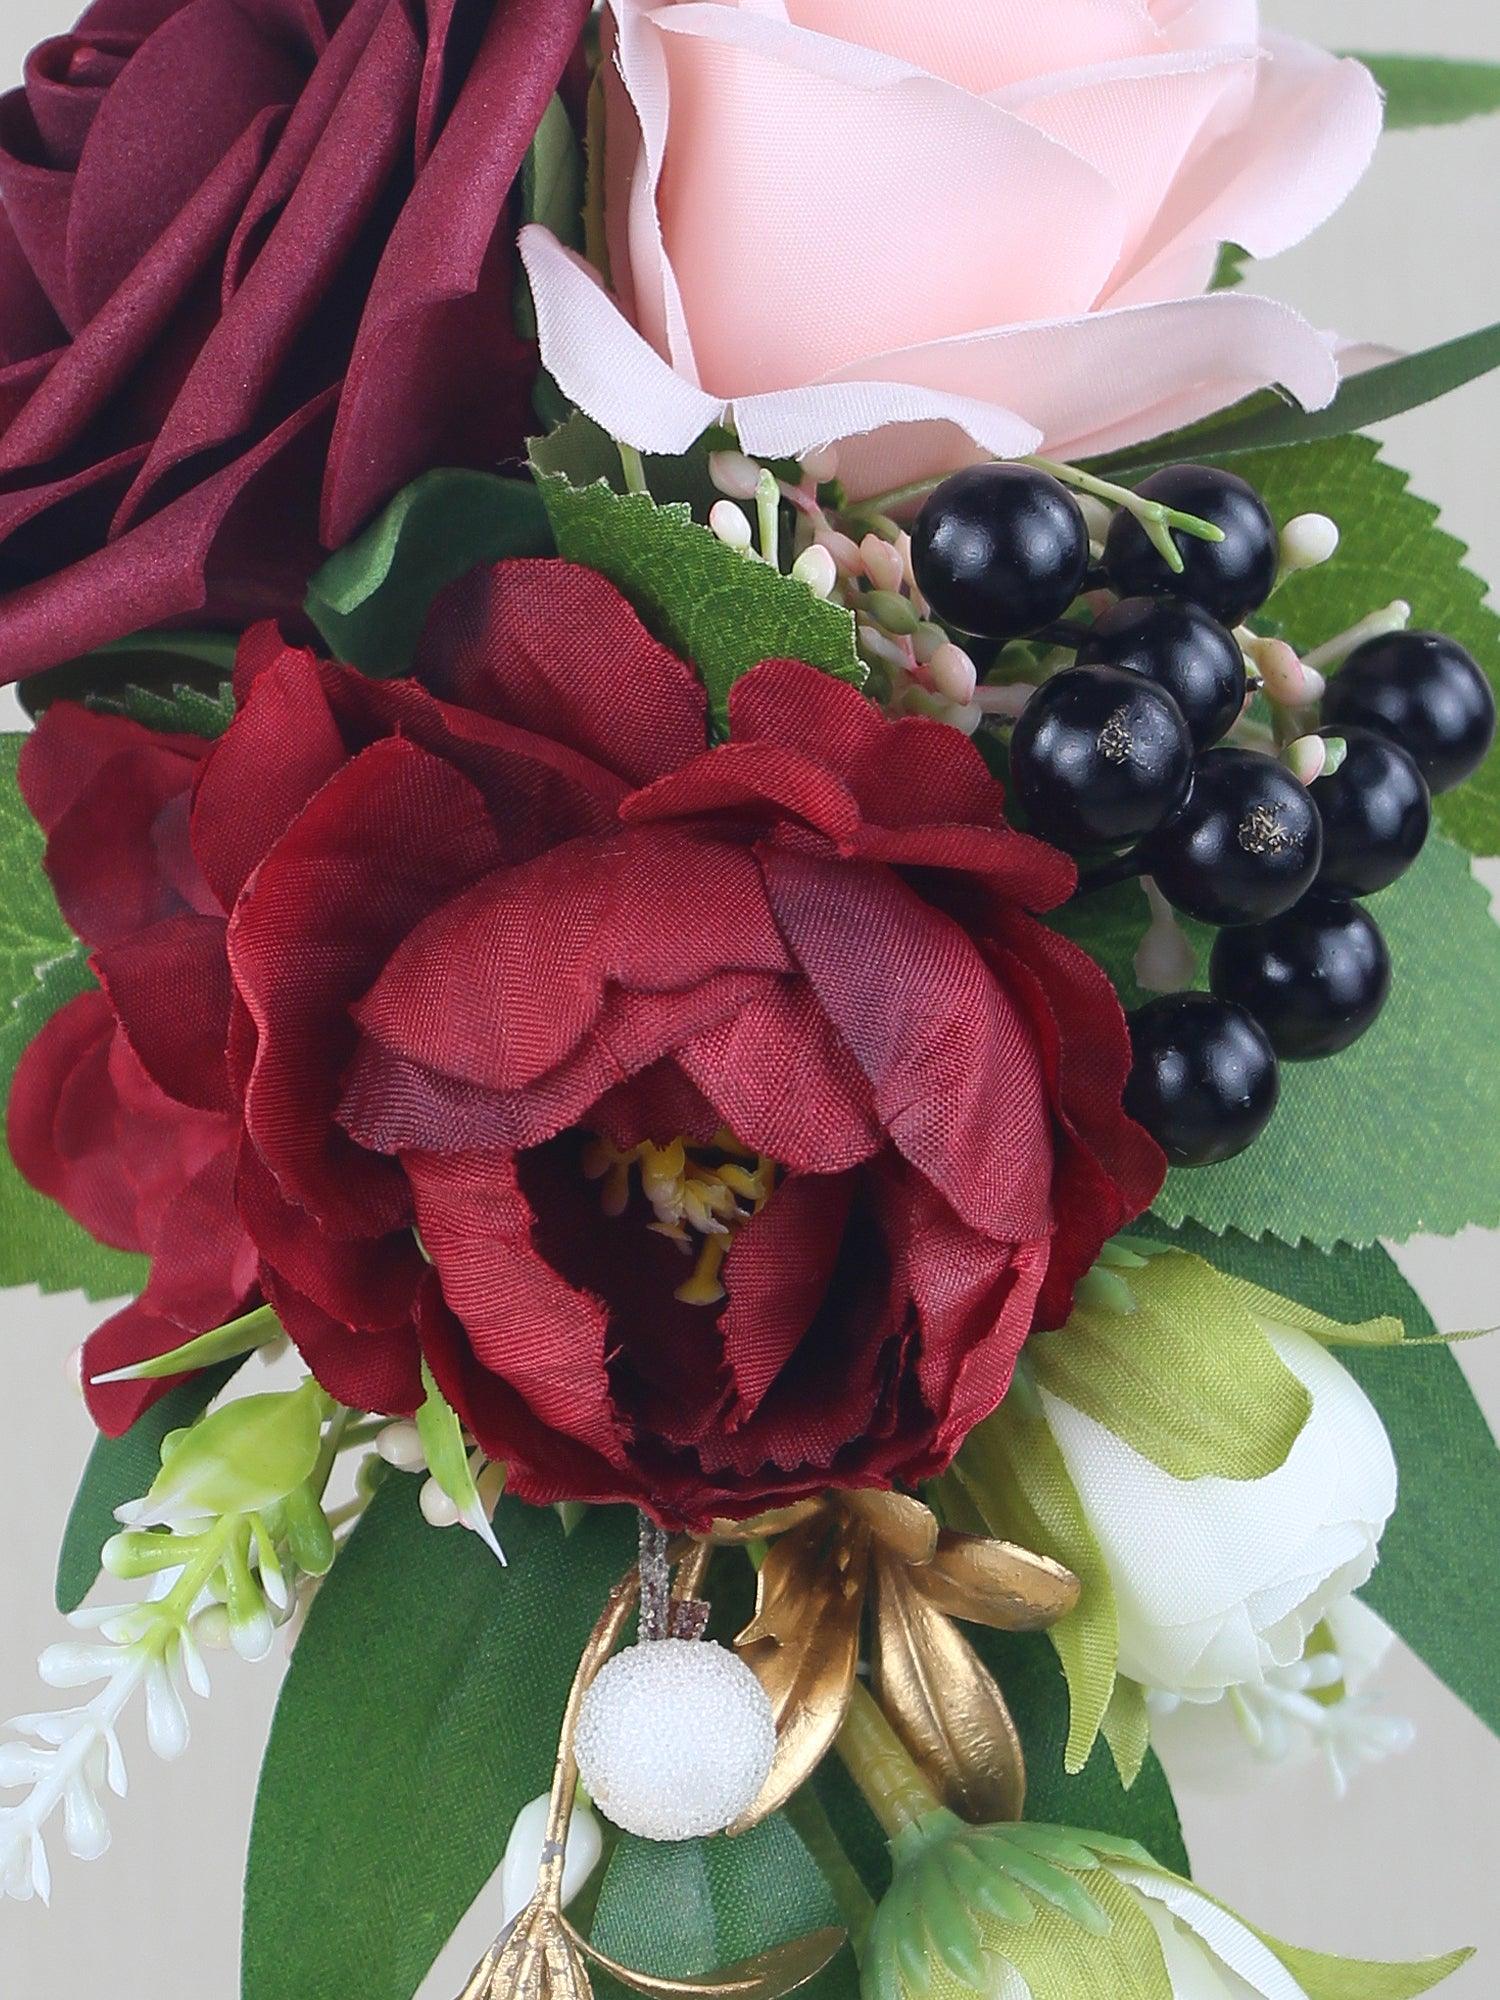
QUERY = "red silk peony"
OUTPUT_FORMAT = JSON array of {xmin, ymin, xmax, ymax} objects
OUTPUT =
[
  {"xmin": 11, "ymin": 561, "xmax": 1162, "ymax": 1524},
  {"xmin": 0, "ymin": 0, "xmax": 589, "ymax": 684}
]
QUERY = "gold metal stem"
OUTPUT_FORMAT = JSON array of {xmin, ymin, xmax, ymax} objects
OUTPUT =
[{"xmin": 538, "ymin": 1568, "xmax": 642, "ymax": 1902}]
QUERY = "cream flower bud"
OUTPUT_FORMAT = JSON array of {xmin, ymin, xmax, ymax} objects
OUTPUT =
[
  {"xmin": 1041, "ymin": 1323, "xmax": 1397, "ymax": 1701},
  {"xmin": 791, "ymin": 544, "xmax": 839, "ymax": 600},
  {"xmin": 708, "ymin": 500, "xmax": 753, "ymax": 552},
  {"xmin": 707, "ymin": 449, "xmax": 763, "ymax": 501},
  {"xmin": 1280, "ymin": 512, "xmax": 1340, "ymax": 572}
]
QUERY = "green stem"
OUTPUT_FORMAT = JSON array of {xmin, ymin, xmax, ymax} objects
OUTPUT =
[
  {"xmin": 617, "ymin": 440, "xmax": 650, "ymax": 498},
  {"xmin": 836, "ymin": 1682, "xmax": 943, "ymax": 1840},
  {"xmin": 783, "ymin": 1787, "xmax": 879, "ymax": 1960},
  {"xmin": 1024, "ymin": 456, "xmax": 1223, "ymax": 575},
  {"xmin": 849, "ymin": 477, "xmax": 942, "ymax": 517},
  {"xmin": 311, "ymin": 1403, "xmax": 353, "ymax": 1506}
]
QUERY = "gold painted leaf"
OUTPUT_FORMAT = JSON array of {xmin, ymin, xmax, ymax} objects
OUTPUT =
[
  {"xmin": 907, "ymin": 1529, "xmax": 1080, "ymax": 1632},
  {"xmin": 842, "ymin": 1488, "xmax": 939, "ymax": 1566},
  {"xmin": 731, "ymin": 1513, "xmax": 869, "ymax": 1832},
  {"xmin": 707, "ymin": 1502, "xmax": 825, "ymax": 1545},
  {"xmin": 871, "ymin": 1553, "xmax": 1026, "ymax": 1823},
  {"xmin": 578, "ymin": 1925, "xmax": 846, "ymax": 1999}
]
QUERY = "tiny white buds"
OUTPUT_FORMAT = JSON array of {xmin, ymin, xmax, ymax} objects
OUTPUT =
[
  {"xmin": 856, "ymin": 624, "xmax": 910, "ymax": 679},
  {"xmin": 420, "ymin": 1477, "xmax": 461, "ymax": 1529},
  {"xmin": 1305, "ymin": 600, "xmax": 1412, "ymax": 673},
  {"xmin": 707, "ymin": 449, "xmax": 763, "ymax": 502},
  {"xmin": 1280, "ymin": 512, "xmax": 1340, "ymax": 572},
  {"xmin": 63, "ymin": 1345, "xmax": 85, "ymax": 1396},
  {"xmin": 814, "ymin": 525, "xmax": 863, "ymax": 578},
  {"xmin": 708, "ymin": 499, "xmax": 753, "ymax": 553},
  {"xmin": 860, "ymin": 533, "xmax": 905, "ymax": 595},
  {"xmin": 500, "ymin": 1792, "xmax": 604, "ymax": 1926},
  {"xmin": 971, "ymin": 682, "xmax": 1034, "ymax": 722},
  {"xmin": 1284, "ymin": 734, "xmax": 1328, "ymax": 786},
  {"xmin": 798, "ymin": 443, "xmax": 839, "ymax": 484},
  {"xmin": 1255, "ymin": 638, "xmax": 1322, "ymax": 708},
  {"xmin": 375, "ymin": 1420, "xmax": 426, "ymax": 1471},
  {"xmin": 928, "ymin": 641, "xmax": 978, "ymax": 706},
  {"xmin": 791, "ymin": 544, "xmax": 838, "ymax": 600},
  {"xmin": 1134, "ymin": 878, "xmax": 1197, "ymax": 993},
  {"xmin": 944, "ymin": 701, "xmax": 984, "ymax": 737}
]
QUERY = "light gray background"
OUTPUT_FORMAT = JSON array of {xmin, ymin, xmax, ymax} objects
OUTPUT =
[{"xmin": 0, "ymin": 2, "xmax": 1497, "ymax": 1994}]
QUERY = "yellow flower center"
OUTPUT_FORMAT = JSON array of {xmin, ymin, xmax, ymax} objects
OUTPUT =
[{"xmin": 581, "ymin": 1127, "xmax": 778, "ymax": 1306}]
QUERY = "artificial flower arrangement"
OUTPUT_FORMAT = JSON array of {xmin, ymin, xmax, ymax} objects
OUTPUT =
[{"xmin": 1, "ymin": 5, "xmax": 1499, "ymax": 1999}]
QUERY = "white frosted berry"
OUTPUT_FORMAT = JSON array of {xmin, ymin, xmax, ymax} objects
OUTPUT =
[{"xmin": 574, "ymin": 1639, "xmax": 776, "ymax": 1841}]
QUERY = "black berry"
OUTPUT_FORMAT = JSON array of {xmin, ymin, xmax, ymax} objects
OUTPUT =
[
  {"xmin": 1143, "ymin": 748, "xmax": 1322, "ymax": 925},
  {"xmin": 1124, "ymin": 992, "xmax": 1280, "ymax": 1167},
  {"xmin": 1103, "ymin": 465, "xmax": 1278, "ymax": 626},
  {"xmin": 1322, "ymin": 631, "xmax": 1496, "ymax": 795},
  {"xmin": 1075, "ymin": 596, "xmax": 1247, "ymax": 748},
  {"xmin": 1210, "ymin": 897, "xmax": 1391, "ymax": 1063},
  {"xmin": 912, "ymin": 465, "xmax": 1090, "ymax": 639},
  {"xmin": 1310, "ymin": 725, "xmax": 1430, "ymax": 896},
  {"xmin": 1010, "ymin": 666, "xmax": 1194, "ymax": 851}
]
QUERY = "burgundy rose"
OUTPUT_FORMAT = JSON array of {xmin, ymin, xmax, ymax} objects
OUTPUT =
[
  {"xmin": 14, "ymin": 562, "xmax": 1163, "ymax": 1524},
  {"xmin": 0, "ymin": 0, "xmax": 589, "ymax": 683}
]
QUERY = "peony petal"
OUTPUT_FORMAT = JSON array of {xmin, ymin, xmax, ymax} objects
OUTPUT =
[
  {"xmin": 229, "ymin": 734, "xmax": 505, "ymax": 1232},
  {"xmin": 94, "ymin": 912, "xmax": 233, "ymax": 1114},
  {"xmin": 414, "ymin": 558, "xmax": 708, "ymax": 790},
  {"xmin": 264, "ymin": 1265, "xmax": 423, "ymax": 1417},
  {"xmin": 761, "ymin": 847, "xmax": 1053, "ymax": 1240},
  {"xmin": 621, "ymin": 739, "xmax": 865, "ymax": 847},
  {"xmin": 355, "ymin": 828, "xmax": 789, "ymax": 1093}
]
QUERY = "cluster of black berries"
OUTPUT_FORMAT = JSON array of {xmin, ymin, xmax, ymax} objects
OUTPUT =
[{"xmin": 912, "ymin": 462, "xmax": 1496, "ymax": 1169}]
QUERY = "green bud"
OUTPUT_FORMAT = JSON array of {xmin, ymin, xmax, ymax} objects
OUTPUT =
[{"xmin": 129, "ymin": 1378, "xmax": 329, "ymax": 1527}]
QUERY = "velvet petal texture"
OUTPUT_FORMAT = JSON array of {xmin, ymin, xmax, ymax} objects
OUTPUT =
[
  {"xmin": 0, "ymin": 0, "xmax": 592, "ymax": 682},
  {"xmin": 14, "ymin": 561, "xmax": 1163, "ymax": 1522}
]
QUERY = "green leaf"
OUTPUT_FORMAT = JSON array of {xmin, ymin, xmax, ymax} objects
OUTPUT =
[
  {"xmin": 590, "ymin": 1816, "xmax": 842, "ymax": 1981},
  {"xmin": 1026, "ymin": 1251, "xmax": 1312, "ymax": 1481},
  {"xmin": 968, "ymin": 1626, "xmax": 1189, "ymax": 1875},
  {"xmin": 532, "ymin": 453, "xmax": 865, "ymax": 734},
  {"xmin": 1143, "ymin": 834, "xmax": 1500, "ymax": 1246},
  {"xmin": 942, "ymin": 1385, "xmax": 1119, "ymax": 1777},
  {"xmin": 18, "ymin": 631, "xmax": 238, "ymax": 738},
  {"xmin": 88, "ymin": 1303, "xmax": 283, "ymax": 1384},
  {"xmin": 981, "ymin": 1865, "xmax": 1173, "ymax": 2000},
  {"xmin": 1140, "ymin": 1222, "xmax": 1500, "ymax": 1742},
  {"xmin": 1351, "ymin": 53, "xmax": 1500, "ymax": 129},
  {"xmin": 304, "ymin": 469, "xmax": 554, "ymax": 675},
  {"xmin": 1258, "ymin": 1933, "xmax": 1472, "ymax": 2000},
  {"xmin": 414, "ymin": 1360, "xmax": 506, "ymax": 1563},
  {"xmin": 0, "ymin": 735, "xmax": 150, "ymax": 1301},
  {"xmin": 1098, "ymin": 1679, "xmax": 1151, "ymax": 1792},
  {"xmin": 54, "ymin": 1361, "xmax": 242, "ymax": 1612},
  {"xmin": 244, "ymin": 1483, "xmax": 636, "ymax": 2000},
  {"xmin": 1094, "ymin": 320, "xmax": 1500, "ymax": 476}
]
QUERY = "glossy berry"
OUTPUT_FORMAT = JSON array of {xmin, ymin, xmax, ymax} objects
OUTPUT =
[
  {"xmin": 1103, "ymin": 464, "xmax": 1278, "ymax": 626},
  {"xmin": 1309, "ymin": 725, "xmax": 1430, "ymax": 896},
  {"xmin": 1210, "ymin": 897, "xmax": 1391, "ymax": 1063},
  {"xmin": 911, "ymin": 465, "xmax": 1090, "ymax": 639},
  {"xmin": 1322, "ymin": 631, "xmax": 1496, "ymax": 795},
  {"xmin": 1075, "ymin": 596, "xmax": 1247, "ymax": 748},
  {"xmin": 1143, "ymin": 748, "xmax": 1322, "ymax": 925},
  {"xmin": 1010, "ymin": 666, "xmax": 1194, "ymax": 851},
  {"xmin": 1124, "ymin": 992, "xmax": 1280, "ymax": 1167}
]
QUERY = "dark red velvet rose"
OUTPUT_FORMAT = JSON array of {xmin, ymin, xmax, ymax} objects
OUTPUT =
[
  {"xmin": 12, "ymin": 560, "xmax": 1163, "ymax": 1524},
  {"xmin": 0, "ymin": 0, "xmax": 588, "ymax": 683}
]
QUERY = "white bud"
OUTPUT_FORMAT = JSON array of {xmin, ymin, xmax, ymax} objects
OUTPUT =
[
  {"xmin": 1075, "ymin": 492, "xmax": 1115, "ymax": 548},
  {"xmin": 708, "ymin": 450, "xmax": 763, "ymax": 502},
  {"xmin": 144, "ymin": 1658, "xmax": 190, "ymax": 1761},
  {"xmin": 798, "ymin": 444, "xmax": 839, "ymax": 484},
  {"xmin": 860, "ymin": 533, "xmax": 905, "ymax": 595},
  {"xmin": 928, "ymin": 641, "xmax": 978, "ymax": 706},
  {"xmin": 63, "ymin": 1345, "xmax": 85, "ymax": 1396},
  {"xmin": 229, "ymin": 1606, "xmax": 275, "ymax": 1665},
  {"xmin": 971, "ymin": 682, "xmax": 1034, "ymax": 722},
  {"xmin": 1284, "ymin": 735, "xmax": 1328, "ymax": 786},
  {"xmin": 500, "ymin": 1792, "xmax": 604, "ymax": 1926},
  {"xmin": 1305, "ymin": 601, "xmax": 1411, "ymax": 673},
  {"xmin": 1280, "ymin": 513, "xmax": 1340, "ymax": 572},
  {"xmin": 420, "ymin": 1478, "xmax": 461, "ymax": 1529},
  {"xmin": 375, "ymin": 1420, "xmax": 426, "ymax": 1472},
  {"xmin": 575, "ymin": 1640, "xmax": 776, "ymax": 1842},
  {"xmin": 814, "ymin": 526, "xmax": 864, "ymax": 578},
  {"xmin": 1257, "ymin": 638, "xmax": 1317, "ymax": 708},
  {"xmin": 944, "ymin": 701, "xmax": 984, "ymax": 737},
  {"xmin": 791, "ymin": 545, "xmax": 838, "ymax": 601},
  {"xmin": 708, "ymin": 500, "xmax": 753, "ymax": 552}
]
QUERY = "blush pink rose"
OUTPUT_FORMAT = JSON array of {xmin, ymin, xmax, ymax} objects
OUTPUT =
[{"xmin": 520, "ymin": 0, "xmax": 1381, "ymax": 493}]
